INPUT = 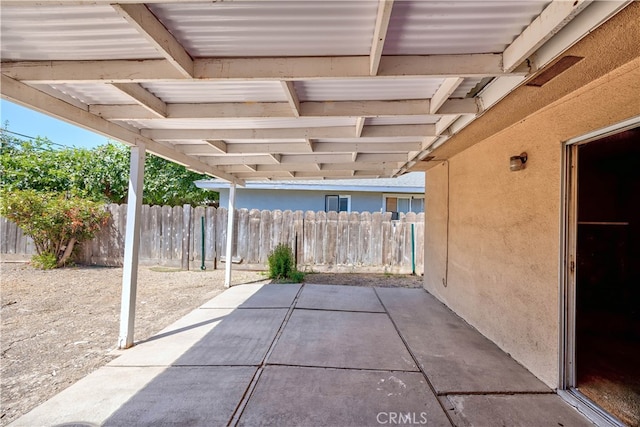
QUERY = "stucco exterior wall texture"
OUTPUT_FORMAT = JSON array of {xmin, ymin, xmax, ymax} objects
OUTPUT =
[{"xmin": 424, "ymin": 4, "xmax": 640, "ymax": 389}]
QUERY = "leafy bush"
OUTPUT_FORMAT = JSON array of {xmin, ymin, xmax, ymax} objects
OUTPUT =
[
  {"xmin": 0, "ymin": 190, "xmax": 110, "ymax": 268},
  {"xmin": 267, "ymin": 244, "xmax": 304, "ymax": 282},
  {"xmin": 31, "ymin": 252, "xmax": 58, "ymax": 270}
]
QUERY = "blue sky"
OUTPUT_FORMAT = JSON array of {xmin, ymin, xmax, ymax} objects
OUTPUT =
[{"xmin": 0, "ymin": 99, "xmax": 112, "ymax": 149}]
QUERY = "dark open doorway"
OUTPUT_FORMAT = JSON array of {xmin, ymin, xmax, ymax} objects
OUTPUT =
[{"xmin": 576, "ymin": 127, "xmax": 640, "ymax": 426}]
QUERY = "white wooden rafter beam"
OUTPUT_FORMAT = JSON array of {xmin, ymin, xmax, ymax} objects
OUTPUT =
[
  {"xmin": 370, "ymin": 0, "xmax": 395, "ymax": 76},
  {"xmin": 111, "ymin": 3, "xmax": 194, "ymax": 77},
  {"xmin": 268, "ymin": 153, "xmax": 282, "ymax": 164},
  {"xmin": 88, "ymin": 99, "xmax": 479, "ymax": 120},
  {"xmin": 112, "ymin": 83, "xmax": 167, "ymax": 117},
  {"xmin": 220, "ymin": 162, "xmax": 404, "ymax": 173},
  {"xmin": 435, "ymin": 115, "xmax": 461, "ymax": 136},
  {"xmin": 281, "ymin": 81, "xmax": 301, "ymax": 117},
  {"xmin": 0, "ymin": 74, "xmax": 242, "ymax": 184},
  {"xmin": 502, "ymin": 0, "xmax": 591, "ymax": 72},
  {"xmin": 176, "ymin": 141, "xmax": 422, "ymax": 155},
  {"xmin": 143, "ymin": 124, "xmax": 437, "ymax": 141},
  {"xmin": 205, "ymin": 140, "xmax": 227, "ymax": 154},
  {"xmin": 202, "ymin": 152, "xmax": 408, "ymax": 166},
  {"xmin": 304, "ymin": 139, "xmax": 315, "ymax": 152},
  {"xmin": 355, "ymin": 117, "xmax": 366, "ymax": 137},
  {"xmin": 231, "ymin": 170, "xmax": 394, "ymax": 179},
  {"xmin": 1, "ymin": 54, "xmax": 523, "ymax": 83},
  {"xmin": 429, "ymin": 77, "xmax": 464, "ymax": 114}
]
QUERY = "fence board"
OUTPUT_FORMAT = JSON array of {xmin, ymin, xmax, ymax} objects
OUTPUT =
[
  {"xmin": 245, "ymin": 209, "xmax": 259, "ymax": 264},
  {"xmin": 236, "ymin": 209, "xmax": 249, "ymax": 262},
  {"xmin": 271, "ymin": 209, "xmax": 283, "ymax": 248},
  {"xmin": 2, "ymin": 204, "xmax": 424, "ymax": 274},
  {"xmin": 216, "ymin": 207, "xmax": 227, "ymax": 263},
  {"xmin": 293, "ymin": 211, "xmax": 303, "ymax": 265},
  {"xmin": 303, "ymin": 211, "xmax": 315, "ymax": 265},
  {"xmin": 259, "ymin": 210, "xmax": 272, "ymax": 264},
  {"xmin": 337, "ymin": 211, "xmax": 348, "ymax": 265},
  {"xmin": 205, "ymin": 207, "xmax": 216, "ymax": 264},
  {"xmin": 348, "ymin": 212, "xmax": 360, "ymax": 266},
  {"xmin": 181, "ymin": 204, "xmax": 191, "ymax": 270},
  {"xmin": 191, "ymin": 206, "xmax": 205, "ymax": 267}
]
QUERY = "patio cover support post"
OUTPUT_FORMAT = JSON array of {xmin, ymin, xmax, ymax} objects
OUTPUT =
[
  {"xmin": 118, "ymin": 143, "xmax": 146, "ymax": 349},
  {"xmin": 224, "ymin": 182, "xmax": 236, "ymax": 288}
]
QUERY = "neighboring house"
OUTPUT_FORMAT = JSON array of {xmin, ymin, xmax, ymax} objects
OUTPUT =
[{"xmin": 195, "ymin": 172, "xmax": 425, "ymax": 215}]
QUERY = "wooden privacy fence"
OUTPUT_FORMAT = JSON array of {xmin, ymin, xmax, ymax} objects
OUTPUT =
[{"xmin": 1, "ymin": 204, "xmax": 424, "ymax": 274}]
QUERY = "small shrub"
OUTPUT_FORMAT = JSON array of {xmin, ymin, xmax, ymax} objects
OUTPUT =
[
  {"xmin": 289, "ymin": 270, "xmax": 305, "ymax": 283},
  {"xmin": 0, "ymin": 190, "xmax": 110, "ymax": 269},
  {"xmin": 31, "ymin": 252, "xmax": 58, "ymax": 270},
  {"xmin": 267, "ymin": 244, "xmax": 304, "ymax": 283}
]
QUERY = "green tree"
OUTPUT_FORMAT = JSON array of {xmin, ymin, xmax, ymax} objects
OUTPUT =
[
  {"xmin": 1, "ymin": 131, "xmax": 217, "ymax": 206},
  {"xmin": 0, "ymin": 190, "xmax": 110, "ymax": 268},
  {"xmin": 0, "ymin": 132, "xmax": 93, "ymax": 195}
]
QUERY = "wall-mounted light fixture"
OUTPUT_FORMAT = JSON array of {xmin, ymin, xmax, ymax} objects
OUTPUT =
[{"xmin": 510, "ymin": 152, "xmax": 528, "ymax": 171}]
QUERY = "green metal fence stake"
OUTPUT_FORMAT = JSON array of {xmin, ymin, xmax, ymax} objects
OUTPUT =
[{"xmin": 201, "ymin": 216, "xmax": 206, "ymax": 270}]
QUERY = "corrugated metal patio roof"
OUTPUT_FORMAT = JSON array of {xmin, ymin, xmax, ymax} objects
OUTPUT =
[{"xmin": 0, "ymin": 0, "xmax": 632, "ymax": 185}]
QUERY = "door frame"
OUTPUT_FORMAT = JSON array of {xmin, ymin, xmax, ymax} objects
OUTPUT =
[{"xmin": 558, "ymin": 115, "xmax": 640, "ymax": 426}]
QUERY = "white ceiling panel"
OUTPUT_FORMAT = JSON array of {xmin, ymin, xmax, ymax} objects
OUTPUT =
[
  {"xmin": 141, "ymin": 81, "xmax": 288, "ymax": 103},
  {"xmin": 39, "ymin": 83, "xmax": 137, "ymax": 105},
  {"xmin": 148, "ymin": 1, "xmax": 378, "ymax": 57},
  {"xmin": 383, "ymin": 1, "xmax": 551, "ymax": 55},
  {"xmin": 0, "ymin": 5, "xmax": 162, "ymax": 60},
  {"xmin": 450, "ymin": 78, "xmax": 486, "ymax": 99},
  {"xmin": 295, "ymin": 78, "xmax": 442, "ymax": 101}
]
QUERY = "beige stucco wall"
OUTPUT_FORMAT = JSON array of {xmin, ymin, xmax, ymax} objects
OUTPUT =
[{"xmin": 424, "ymin": 4, "xmax": 640, "ymax": 388}]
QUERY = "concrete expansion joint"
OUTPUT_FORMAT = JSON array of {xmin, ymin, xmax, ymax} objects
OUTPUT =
[
  {"xmin": 263, "ymin": 362, "xmax": 419, "ymax": 374},
  {"xmin": 372, "ymin": 287, "xmax": 456, "ymax": 426},
  {"xmin": 226, "ymin": 283, "xmax": 305, "ymax": 427},
  {"xmin": 292, "ymin": 307, "xmax": 387, "ymax": 314},
  {"xmin": 437, "ymin": 390, "xmax": 555, "ymax": 396}
]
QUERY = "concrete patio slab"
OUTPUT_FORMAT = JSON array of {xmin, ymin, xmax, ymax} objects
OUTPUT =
[
  {"xmin": 104, "ymin": 366, "xmax": 256, "ymax": 426},
  {"xmin": 8, "ymin": 366, "xmax": 157, "ymax": 426},
  {"xmin": 238, "ymin": 366, "xmax": 451, "ymax": 427},
  {"xmin": 296, "ymin": 284, "xmax": 385, "ymax": 312},
  {"xmin": 110, "ymin": 308, "xmax": 287, "ymax": 366},
  {"xmin": 11, "ymin": 284, "xmax": 594, "ymax": 427},
  {"xmin": 109, "ymin": 308, "xmax": 233, "ymax": 366},
  {"xmin": 268, "ymin": 309, "xmax": 418, "ymax": 371},
  {"xmin": 376, "ymin": 288, "xmax": 551, "ymax": 394},
  {"xmin": 11, "ymin": 366, "xmax": 257, "ymax": 427},
  {"xmin": 441, "ymin": 394, "xmax": 592, "ymax": 427},
  {"xmin": 200, "ymin": 283, "xmax": 301, "ymax": 309}
]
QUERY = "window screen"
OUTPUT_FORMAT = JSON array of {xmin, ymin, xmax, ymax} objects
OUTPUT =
[{"xmin": 325, "ymin": 195, "xmax": 339, "ymax": 212}]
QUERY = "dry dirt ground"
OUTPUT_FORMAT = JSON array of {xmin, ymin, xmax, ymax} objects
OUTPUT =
[{"xmin": 0, "ymin": 262, "xmax": 422, "ymax": 425}]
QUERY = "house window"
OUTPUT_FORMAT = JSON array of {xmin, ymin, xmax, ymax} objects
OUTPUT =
[
  {"xmin": 383, "ymin": 195, "xmax": 424, "ymax": 214},
  {"xmin": 325, "ymin": 195, "xmax": 351, "ymax": 212}
]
